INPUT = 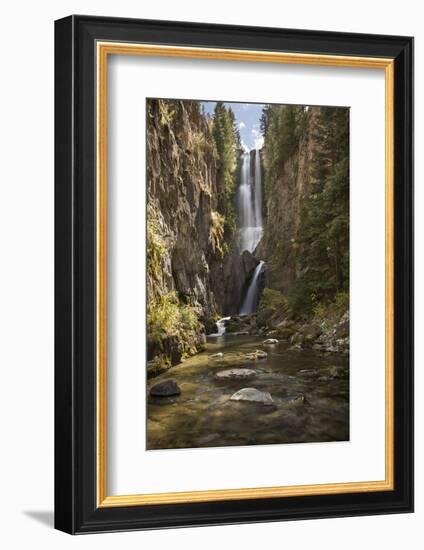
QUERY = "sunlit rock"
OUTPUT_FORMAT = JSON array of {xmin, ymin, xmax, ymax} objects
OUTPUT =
[{"xmin": 230, "ymin": 387, "xmax": 273, "ymax": 405}]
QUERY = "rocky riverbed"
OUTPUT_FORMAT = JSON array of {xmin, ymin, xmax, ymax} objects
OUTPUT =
[
  {"xmin": 147, "ymin": 333, "xmax": 349, "ymax": 450},
  {"xmin": 212, "ymin": 309, "xmax": 349, "ymax": 355}
]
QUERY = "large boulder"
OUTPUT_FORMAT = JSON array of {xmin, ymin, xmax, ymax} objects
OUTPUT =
[
  {"xmin": 272, "ymin": 327, "xmax": 296, "ymax": 340},
  {"xmin": 257, "ymin": 307, "xmax": 275, "ymax": 327},
  {"xmin": 204, "ymin": 317, "xmax": 218, "ymax": 335},
  {"xmin": 301, "ymin": 323, "xmax": 322, "ymax": 341},
  {"xmin": 291, "ymin": 332, "xmax": 305, "ymax": 345},
  {"xmin": 225, "ymin": 317, "xmax": 244, "ymax": 333},
  {"xmin": 222, "ymin": 249, "xmax": 260, "ymax": 314}
]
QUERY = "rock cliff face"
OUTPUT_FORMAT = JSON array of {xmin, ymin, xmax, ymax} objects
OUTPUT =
[
  {"xmin": 222, "ymin": 248, "xmax": 259, "ymax": 315},
  {"xmin": 257, "ymin": 108, "xmax": 320, "ymax": 294},
  {"xmin": 147, "ymin": 99, "xmax": 220, "ymax": 317},
  {"xmin": 146, "ymin": 100, "xmax": 257, "ymax": 371}
]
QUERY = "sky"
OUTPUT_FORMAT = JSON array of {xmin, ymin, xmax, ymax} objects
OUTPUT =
[{"xmin": 202, "ymin": 101, "xmax": 265, "ymax": 151}]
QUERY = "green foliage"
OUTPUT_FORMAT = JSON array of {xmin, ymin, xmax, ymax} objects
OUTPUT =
[
  {"xmin": 210, "ymin": 210, "xmax": 225, "ymax": 257},
  {"xmin": 261, "ymin": 104, "xmax": 305, "ymax": 196},
  {"xmin": 312, "ymin": 302, "xmax": 326, "ymax": 318},
  {"xmin": 295, "ymin": 107, "xmax": 349, "ymax": 309},
  {"xmin": 147, "ymin": 291, "xmax": 201, "ymax": 347},
  {"xmin": 158, "ymin": 100, "xmax": 176, "ymax": 127},
  {"xmin": 334, "ymin": 290, "xmax": 349, "ymax": 311},
  {"xmin": 287, "ymin": 278, "xmax": 314, "ymax": 317},
  {"xmin": 190, "ymin": 130, "xmax": 207, "ymax": 152},
  {"xmin": 212, "ymin": 102, "xmax": 240, "ymax": 237},
  {"xmin": 147, "ymin": 204, "xmax": 167, "ymax": 289},
  {"xmin": 259, "ymin": 287, "xmax": 286, "ymax": 312}
]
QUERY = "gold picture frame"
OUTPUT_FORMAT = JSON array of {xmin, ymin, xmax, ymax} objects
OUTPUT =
[{"xmin": 96, "ymin": 42, "xmax": 394, "ymax": 508}]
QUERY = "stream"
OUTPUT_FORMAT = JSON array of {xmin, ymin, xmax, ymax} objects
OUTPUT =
[{"xmin": 147, "ymin": 333, "xmax": 349, "ymax": 450}]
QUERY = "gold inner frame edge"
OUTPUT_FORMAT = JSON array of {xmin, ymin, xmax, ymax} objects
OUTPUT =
[{"xmin": 96, "ymin": 42, "xmax": 395, "ymax": 508}]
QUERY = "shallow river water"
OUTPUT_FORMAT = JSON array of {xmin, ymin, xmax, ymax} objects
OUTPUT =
[{"xmin": 147, "ymin": 334, "xmax": 349, "ymax": 450}]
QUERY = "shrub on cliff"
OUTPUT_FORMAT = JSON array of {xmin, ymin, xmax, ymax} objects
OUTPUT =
[
  {"xmin": 147, "ymin": 291, "xmax": 204, "ymax": 369},
  {"xmin": 146, "ymin": 203, "xmax": 167, "ymax": 289},
  {"xmin": 148, "ymin": 291, "xmax": 201, "ymax": 344}
]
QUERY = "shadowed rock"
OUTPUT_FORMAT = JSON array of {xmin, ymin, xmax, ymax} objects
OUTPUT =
[
  {"xmin": 301, "ymin": 323, "xmax": 322, "ymax": 341},
  {"xmin": 150, "ymin": 379, "xmax": 181, "ymax": 397}
]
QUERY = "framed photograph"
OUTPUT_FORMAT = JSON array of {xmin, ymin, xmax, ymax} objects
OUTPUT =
[{"xmin": 54, "ymin": 15, "xmax": 413, "ymax": 533}]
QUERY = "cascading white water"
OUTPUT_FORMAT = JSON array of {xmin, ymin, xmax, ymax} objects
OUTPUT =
[
  {"xmin": 236, "ymin": 149, "xmax": 265, "ymax": 315},
  {"xmin": 240, "ymin": 261, "xmax": 265, "ymax": 315},
  {"xmin": 238, "ymin": 151, "xmax": 263, "ymax": 253},
  {"xmin": 254, "ymin": 148, "xmax": 262, "ymax": 229},
  {"xmin": 209, "ymin": 317, "xmax": 231, "ymax": 337}
]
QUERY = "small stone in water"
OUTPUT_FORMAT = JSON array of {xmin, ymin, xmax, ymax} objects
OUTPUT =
[
  {"xmin": 215, "ymin": 368, "xmax": 256, "ymax": 380},
  {"xmin": 288, "ymin": 343, "xmax": 302, "ymax": 351},
  {"xmin": 328, "ymin": 365, "xmax": 348, "ymax": 379},
  {"xmin": 263, "ymin": 338, "xmax": 279, "ymax": 345},
  {"xmin": 244, "ymin": 349, "xmax": 268, "ymax": 360},
  {"xmin": 230, "ymin": 387, "xmax": 274, "ymax": 405},
  {"xmin": 210, "ymin": 352, "xmax": 224, "ymax": 359},
  {"xmin": 298, "ymin": 369, "xmax": 319, "ymax": 378},
  {"xmin": 289, "ymin": 394, "xmax": 306, "ymax": 405}
]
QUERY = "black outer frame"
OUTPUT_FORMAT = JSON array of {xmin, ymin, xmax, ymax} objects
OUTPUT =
[{"xmin": 54, "ymin": 15, "xmax": 414, "ymax": 534}]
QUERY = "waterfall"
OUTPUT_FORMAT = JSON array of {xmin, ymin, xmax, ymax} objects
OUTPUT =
[
  {"xmin": 237, "ymin": 151, "xmax": 263, "ymax": 253},
  {"xmin": 209, "ymin": 317, "xmax": 231, "ymax": 337},
  {"xmin": 236, "ymin": 148, "xmax": 265, "ymax": 315},
  {"xmin": 240, "ymin": 261, "xmax": 265, "ymax": 315},
  {"xmin": 254, "ymin": 148, "xmax": 262, "ymax": 229}
]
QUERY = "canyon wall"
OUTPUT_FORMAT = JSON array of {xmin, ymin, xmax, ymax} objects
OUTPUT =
[
  {"xmin": 257, "ymin": 108, "xmax": 320, "ymax": 293},
  {"xmin": 146, "ymin": 99, "xmax": 255, "ymax": 372},
  {"xmin": 257, "ymin": 105, "xmax": 349, "ymax": 318},
  {"xmin": 147, "ymin": 99, "xmax": 220, "ymax": 318}
]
